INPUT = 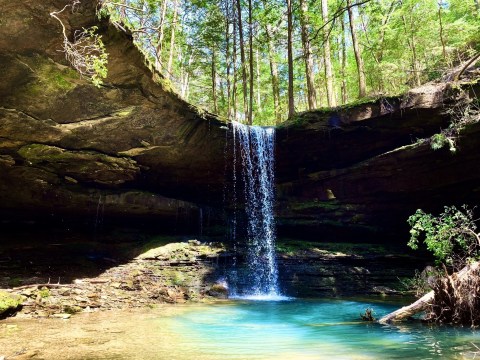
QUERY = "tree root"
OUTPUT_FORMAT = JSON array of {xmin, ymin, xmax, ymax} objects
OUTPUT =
[{"xmin": 379, "ymin": 261, "xmax": 480, "ymax": 326}]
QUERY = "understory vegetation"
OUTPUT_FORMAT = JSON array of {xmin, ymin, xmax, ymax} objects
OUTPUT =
[{"xmin": 90, "ymin": 0, "xmax": 479, "ymax": 125}]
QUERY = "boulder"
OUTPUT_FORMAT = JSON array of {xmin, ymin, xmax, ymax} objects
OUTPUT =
[{"xmin": 0, "ymin": 290, "xmax": 24, "ymax": 318}]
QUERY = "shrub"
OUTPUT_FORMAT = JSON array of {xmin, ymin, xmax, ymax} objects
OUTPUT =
[{"xmin": 407, "ymin": 205, "xmax": 480, "ymax": 269}]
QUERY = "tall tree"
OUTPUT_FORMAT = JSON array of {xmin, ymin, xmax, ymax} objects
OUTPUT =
[
  {"xmin": 232, "ymin": 0, "xmax": 238, "ymax": 121},
  {"xmin": 347, "ymin": 0, "xmax": 367, "ymax": 98},
  {"xmin": 437, "ymin": 1, "xmax": 447, "ymax": 63},
  {"xmin": 224, "ymin": 0, "xmax": 232, "ymax": 120},
  {"xmin": 264, "ymin": 22, "xmax": 281, "ymax": 124},
  {"xmin": 321, "ymin": 0, "xmax": 336, "ymax": 107},
  {"xmin": 299, "ymin": 0, "xmax": 317, "ymax": 109},
  {"xmin": 255, "ymin": 48, "xmax": 261, "ymax": 112},
  {"xmin": 236, "ymin": 0, "xmax": 249, "ymax": 121},
  {"xmin": 166, "ymin": 0, "xmax": 179, "ymax": 79},
  {"xmin": 340, "ymin": 15, "xmax": 347, "ymax": 104},
  {"xmin": 286, "ymin": 0, "xmax": 295, "ymax": 118},
  {"xmin": 211, "ymin": 47, "xmax": 218, "ymax": 113},
  {"xmin": 402, "ymin": 12, "xmax": 421, "ymax": 87},
  {"xmin": 155, "ymin": 0, "xmax": 168, "ymax": 71},
  {"xmin": 248, "ymin": 0, "xmax": 254, "ymax": 124}
]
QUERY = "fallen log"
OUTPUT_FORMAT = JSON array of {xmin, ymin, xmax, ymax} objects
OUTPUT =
[
  {"xmin": 379, "ymin": 261, "xmax": 480, "ymax": 324},
  {"xmin": 378, "ymin": 290, "xmax": 434, "ymax": 324}
]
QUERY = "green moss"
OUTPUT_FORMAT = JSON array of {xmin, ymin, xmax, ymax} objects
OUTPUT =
[
  {"xmin": 38, "ymin": 288, "xmax": 50, "ymax": 298},
  {"xmin": 18, "ymin": 54, "xmax": 77, "ymax": 98},
  {"xmin": 290, "ymin": 200, "xmax": 342, "ymax": 211},
  {"xmin": 114, "ymin": 106, "xmax": 136, "ymax": 117},
  {"xmin": 53, "ymin": 72, "xmax": 74, "ymax": 90},
  {"xmin": 340, "ymin": 96, "xmax": 383, "ymax": 109},
  {"xmin": 171, "ymin": 272, "xmax": 186, "ymax": 286},
  {"xmin": 18, "ymin": 144, "xmax": 137, "ymax": 177},
  {"xmin": 276, "ymin": 239, "xmax": 391, "ymax": 257},
  {"xmin": 0, "ymin": 291, "xmax": 23, "ymax": 317}
]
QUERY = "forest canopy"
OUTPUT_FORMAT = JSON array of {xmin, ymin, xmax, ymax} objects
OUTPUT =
[{"xmin": 99, "ymin": 0, "xmax": 480, "ymax": 125}]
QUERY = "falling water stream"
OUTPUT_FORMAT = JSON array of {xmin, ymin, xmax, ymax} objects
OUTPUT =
[{"xmin": 231, "ymin": 121, "xmax": 284, "ymax": 299}]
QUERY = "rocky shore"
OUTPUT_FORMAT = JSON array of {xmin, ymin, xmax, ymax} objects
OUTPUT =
[
  {"xmin": 0, "ymin": 237, "xmax": 426, "ymax": 320},
  {"xmin": 0, "ymin": 240, "xmax": 229, "ymax": 320}
]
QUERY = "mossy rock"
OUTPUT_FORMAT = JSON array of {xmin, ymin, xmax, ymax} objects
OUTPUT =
[
  {"xmin": 207, "ymin": 283, "xmax": 229, "ymax": 299},
  {"xmin": 0, "ymin": 290, "xmax": 24, "ymax": 318}
]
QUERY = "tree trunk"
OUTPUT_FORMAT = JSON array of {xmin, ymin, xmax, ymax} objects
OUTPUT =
[
  {"xmin": 155, "ymin": 0, "xmax": 168, "ymax": 71},
  {"xmin": 402, "ymin": 14, "xmax": 421, "ymax": 87},
  {"xmin": 236, "ymin": 0, "xmax": 248, "ymax": 122},
  {"xmin": 321, "ymin": 0, "xmax": 336, "ymax": 107},
  {"xmin": 166, "ymin": 0, "xmax": 179, "ymax": 79},
  {"xmin": 379, "ymin": 261, "xmax": 480, "ymax": 324},
  {"xmin": 181, "ymin": 53, "xmax": 193, "ymax": 99},
  {"xmin": 119, "ymin": 0, "xmax": 127, "ymax": 21},
  {"xmin": 248, "ymin": 0, "xmax": 254, "ymax": 125},
  {"xmin": 264, "ymin": 25, "xmax": 281, "ymax": 124},
  {"xmin": 378, "ymin": 291, "xmax": 434, "ymax": 324},
  {"xmin": 286, "ymin": 0, "xmax": 295, "ymax": 119},
  {"xmin": 225, "ymin": 1, "xmax": 232, "ymax": 120},
  {"xmin": 211, "ymin": 48, "xmax": 218, "ymax": 114},
  {"xmin": 374, "ymin": 1, "xmax": 397, "ymax": 93},
  {"xmin": 299, "ymin": 0, "xmax": 317, "ymax": 110},
  {"xmin": 340, "ymin": 18, "xmax": 347, "ymax": 104},
  {"xmin": 454, "ymin": 52, "xmax": 480, "ymax": 81},
  {"xmin": 438, "ymin": 2, "xmax": 447, "ymax": 63},
  {"xmin": 232, "ymin": 0, "xmax": 238, "ymax": 121},
  {"xmin": 347, "ymin": 0, "xmax": 367, "ymax": 98},
  {"xmin": 256, "ymin": 48, "xmax": 261, "ymax": 112}
]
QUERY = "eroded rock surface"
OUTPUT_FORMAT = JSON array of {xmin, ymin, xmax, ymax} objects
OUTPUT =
[
  {"xmin": 275, "ymin": 82, "xmax": 480, "ymax": 238},
  {"xmin": 0, "ymin": 0, "xmax": 227, "ymax": 224}
]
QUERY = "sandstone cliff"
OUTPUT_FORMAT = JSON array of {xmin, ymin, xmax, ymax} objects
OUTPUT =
[{"xmin": 1, "ymin": 0, "xmax": 479, "ymax": 240}]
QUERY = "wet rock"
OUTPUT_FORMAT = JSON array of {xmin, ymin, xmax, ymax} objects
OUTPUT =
[{"xmin": 207, "ymin": 282, "xmax": 229, "ymax": 299}]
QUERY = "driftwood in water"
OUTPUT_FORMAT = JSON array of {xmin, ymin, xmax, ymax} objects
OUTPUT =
[
  {"xmin": 379, "ymin": 261, "xmax": 480, "ymax": 325},
  {"xmin": 378, "ymin": 290, "xmax": 434, "ymax": 324}
]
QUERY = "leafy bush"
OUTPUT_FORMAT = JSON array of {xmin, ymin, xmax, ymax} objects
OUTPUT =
[
  {"xmin": 430, "ymin": 133, "xmax": 454, "ymax": 152},
  {"xmin": 407, "ymin": 205, "xmax": 480, "ymax": 268}
]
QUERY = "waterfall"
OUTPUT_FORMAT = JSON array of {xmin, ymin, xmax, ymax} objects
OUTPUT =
[{"xmin": 231, "ymin": 121, "xmax": 281, "ymax": 298}]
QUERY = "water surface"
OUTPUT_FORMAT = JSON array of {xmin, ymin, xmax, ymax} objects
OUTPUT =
[{"xmin": 0, "ymin": 299, "xmax": 478, "ymax": 359}]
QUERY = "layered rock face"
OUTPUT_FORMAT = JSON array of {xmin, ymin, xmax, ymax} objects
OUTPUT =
[
  {"xmin": 275, "ymin": 83, "xmax": 480, "ymax": 239},
  {"xmin": 0, "ymin": 0, "xmax": 227, "ymax": 226},
  {"xmin": 1, "ymin": 0, "xmax": 479, "ymax": 241}
]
